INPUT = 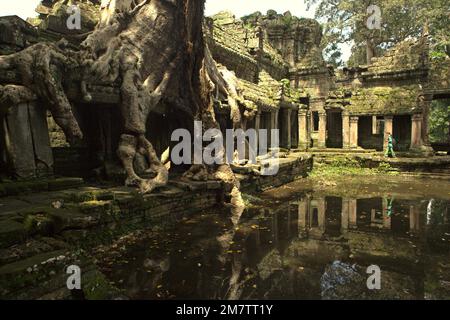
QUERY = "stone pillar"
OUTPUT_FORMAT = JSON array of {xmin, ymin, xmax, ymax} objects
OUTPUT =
[
  {"xmin": 4, "ymin": 102, "xmax": 53, "ymax": 179},
  {"xmin": 382, "ymin": 198, "xmax": 391, "ymax": 230},
  {"xmin": 342, "ymin": 111, "xmax": 350, "ymax": 149},
  {"xmin": 291, "ymin": 110, "xmax": 298, "ymax": 148},
  {"xmin": 281, "ymin": 108, "xmax": 292, "ymax": 149},
  {"xmin": 318, "ymin": 111, "xmax": 327, "ymax": 148},
  {"xmin": 341, "ymin": 198, "xmax": 350, "ymax": 233},
  {"xmin": 298, "ymin": 199, "xmax": 308, "ymax": 231},
  {"xmin": 372, "ymin": 116, "xmax": 378, "ymax": 135},
  {"xmin": 384, "ymin": 116, "xmax": 393, "ymax": 151},
  {"xmin": 418, "ymin": 95, "xmax": 432, "ymax": 146},
  {"xmin": 317, "ymin": 198, "xmax": 326, "ymax": 232},
  {"xmin": 268, "ymin": 111, "xmax": 274, "ymax": 144},
  {"xmin": 349, "ymin": 116, "xmax": 359, "ymax": 148},
  {"xmin": 298, "ymin": 110, "xmax": 308, "ymax": 150},
  {"xmin": 272, "ymin": 109, "xmax": 280, "ymax": 151},
  {"xmin": 411, "ymin": 113, "xmax": 423, "ymax": 150},
  {"xmin": 256, "ymin": 25, "xmax": 264, "ymax": 51},
  {"xmin": 274, "ymin": 110, "xmax": 279, "ymax": 130},
  {"xmin": 409, "ymin": 205, "xmax": 420, "ymax": 233},
  {"xmin": 349, "ymin": 199, "xmax": 357, "ymax": 229},
  {"xmin": 255, "ymin": 112, "xmax": 261, "ymax": 155}
]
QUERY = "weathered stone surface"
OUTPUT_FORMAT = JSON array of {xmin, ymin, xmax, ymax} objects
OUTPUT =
[
  {"xmin": 5, "ymin": 102, "xmax": 36, "ymax": 179},
  {"xmin": 0, "ymin": 219, "xmax": 26, "ymax": 248},
  {"xmin": 28, "ymin": 103, "xmax": 53, "ymax": 175}
]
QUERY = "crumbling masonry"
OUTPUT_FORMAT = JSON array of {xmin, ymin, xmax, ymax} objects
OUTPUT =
[{"xmin": 0, "ymin": 4, "xmax": 449, "ymax": 182}]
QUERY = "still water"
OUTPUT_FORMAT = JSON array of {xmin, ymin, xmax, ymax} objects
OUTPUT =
[{"xmin": 98, "ymin": 178, "xmax": 450, "ymax": 300}]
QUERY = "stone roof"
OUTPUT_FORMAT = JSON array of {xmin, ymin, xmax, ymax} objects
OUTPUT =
[
  {"xmin": 209, "ymin": 11, "xmax": 288, "ymax": 71},
  {"xmin": 238, "ymin": 70, "xmax": 306, "ymax": 110},
  {"xmin": 241, "ymin": 10, "xmax": 326, "ymax": 70},
  {"xmin": 209, "ymin": 11, "xmax": 307, "ymax": 110},
  {"xmin": 0, "ymin": 16, "xmax": 38, "ymax": 54},
  {"xmin": 347, "ymin": 86, "xmax": 422, "ymax": 116},
  {"xmin": 364, "ymin": 37, "xmax": 429, "ymax": 76},
  {"xmin": 29, "ymin": 0, "xmax": 100, "ymax": 34},
  {"xmin": 238, "ymin": 71, "xmax": 280, "ymax": 110}
]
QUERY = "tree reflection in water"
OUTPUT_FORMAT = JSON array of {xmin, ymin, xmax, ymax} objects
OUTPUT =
[{"xmin": 98, "ymin": 193, "xmax": 450, "ymax": 300}]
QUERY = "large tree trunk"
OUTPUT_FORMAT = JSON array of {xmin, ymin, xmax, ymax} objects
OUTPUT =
[
  {"xmin": 366, "ymin": 38, "xmax": 375, "ymax": 65},
  {"xmin": 0, "ymin": 0, "xmax": 244, "ymax": 210}
]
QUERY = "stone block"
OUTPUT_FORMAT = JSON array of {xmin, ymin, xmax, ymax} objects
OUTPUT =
[
  {"xmin": 28, "ymin": 103, "xmax": 53, "ymax": 176},
  {"xmin": 0, "ymin": 219, "xmax": 26, "ymax": 248},
  {"xmin": 6, "ymin": 103, "xmax": 36, "ymax": 179}
]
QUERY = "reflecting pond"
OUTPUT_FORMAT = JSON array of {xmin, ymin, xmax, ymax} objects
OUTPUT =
[{"xmin": 97, "ymin": 177, "xmax": 450, "ymax": 300}]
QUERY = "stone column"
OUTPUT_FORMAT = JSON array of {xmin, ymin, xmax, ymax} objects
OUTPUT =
[
  {"xmin": 341, "ymin": 198, "xmax": 350, "ymax": 233},
  {"xmin": 298, "ymin": 199, "xmax": 308, "ymax": 237},
  {"xmin": 349, "ymin": 199, "xmax": 357, "ymax": 229},
  {"xmin": 411, "ymin": 113, "xmax": 423, "ymax": 150},
  {"xmin": 317, "ymin": 198, "xmax": 326, "ymax": 232},
  {"xmin": 418, "ymin": 95, "xmax": 432, "ymax": 146},
  {"xmin": 318, "ymin": 111, "xmax": 327, "ymax": 148},
  {"xmin": 342, "ymin": 111, "xmax": 350, "ymax": 149},
  {"xmin": 409, "ymin": 205, "xmax": 420, "ymax": 233},
  {"xmin": 273, "ymin": 109, "xmax": 280, "ymax": 151},
  {"xmin": 291, "ymin": 110, "xmax": 298, "ymax": 149},
  {"xmin": 298, "ymin": 110, "xmax": 308, "ymax": 150},
  {"xmin": 382, "ymin": 198, "xmax": 391, "ymax": 230},
  {"xmin": 273, "ymin": 110, "xmax": 279, "ymax": 130},
  {"xmin": 384, "ymin": 116, "xmax": 393, "ymax": 151},
  {"xmin": 349, "ymin": 116, "xmax": 359, "ymax": 148},
  {"xmin": 268, "ymin": 111, "xmax": 274, "ymax": 144},
  {"xmin": 281, "ymin": 108, "xmax": 292, "ymax": 149},
  {"xmin": 255, "ymin": 112, "xmax": 261, "ymax": 155},
  {"xmin": 372, "ymin": 116, "xmax": 378, "ymax": 135}
]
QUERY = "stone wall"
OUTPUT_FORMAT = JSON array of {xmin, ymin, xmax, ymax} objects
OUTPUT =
[
  {"xmin": 239, "ymin": 153, "xmax": 313, "ymax": 192},
  {"xmin": 1, "ymin": 101, "xmax": 53, "ymax": 179}
]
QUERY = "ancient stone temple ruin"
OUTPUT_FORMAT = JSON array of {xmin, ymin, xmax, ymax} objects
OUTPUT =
[
  {"xmin": 0, "ymin": 1, "xmax": 449, "ymax": 301},
  {"xmin": 2, "ymin": 7, "xmax": 448, "ymax": 182},
  {"xmin": 209, "ymin": 11, "xmax": 450, "ymax": 155}
]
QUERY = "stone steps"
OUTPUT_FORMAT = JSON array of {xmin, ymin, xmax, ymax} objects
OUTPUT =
[
  {"xmin": 309, "ymin": 148, "xmax": 378, "ymax": 154},
  {"xmin": 0, "ymin": 177, "xmax": 84, "ymax": 198}
]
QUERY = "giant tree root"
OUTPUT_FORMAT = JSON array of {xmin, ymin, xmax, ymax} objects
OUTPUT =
[{"xmin": 0, "ymin": 41, "xmax": 82, "ymax": 144}]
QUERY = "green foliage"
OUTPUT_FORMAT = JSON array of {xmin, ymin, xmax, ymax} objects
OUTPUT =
[
  {"xmin": 429, "ymin": 100, "xmax": 450, "ymax": 143},
  {"xmin": 304, "ymin": 0, "xmax": 450, "ymax": 65},
  {"xmin": 310, "ymin": 156, "xmax": 399, "ymax": 181},
  {"xmin": 280, "ymin": 78, "xmax": 291, "ymax": 95}
]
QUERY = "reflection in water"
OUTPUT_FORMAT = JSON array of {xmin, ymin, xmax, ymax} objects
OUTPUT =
[
  {"xmin": 427, "ymin": 199, "xmax": 434, "ymax": 225},
  {"xmin": 100, "ymin": 194, "xmax": 450, "ymax": 300}
]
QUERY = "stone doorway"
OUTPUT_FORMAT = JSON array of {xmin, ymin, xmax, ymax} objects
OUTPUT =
[
  {"xmin": 358, "ymin": 116, "xmax": 384, "ymax": 151},
  {"xmin": 326, "ymin": 110, "xmax": 343, "ymax": 148},
  {"xmin": 393, "ymin": 115, "xmax": 412, "ymax": 151}
]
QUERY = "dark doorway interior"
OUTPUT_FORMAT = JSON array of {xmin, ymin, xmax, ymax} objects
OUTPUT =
[
  {"xmin": 393, "ymin": 115, "xmax": 412, "ymax": 151},
  {"xmin": 325, "ymin": 196, "xmax": 342, "ymax": 236},
  {"xmin": 358, "ymin": 116, "xmax": 383, "ymax": 150},
  {"xmin": 326, "ymin": 110, "xmax": 342, "ymax": 148}
]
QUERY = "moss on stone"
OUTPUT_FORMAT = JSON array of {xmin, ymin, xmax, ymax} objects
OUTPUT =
[
  {"xmin": 348, "ymin": 85, "xmax": 421, "ymax": 115},
  {"xmin": 23, "ymin": 213, "xmax": 55, "ymax": 236},
  {"xmin": 82, "ymin": 269, "xmax": 122, "ymax": 300},
  {"xmin": 0, "ymin": 219, "xmax": 27, "ymax": 248}
]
